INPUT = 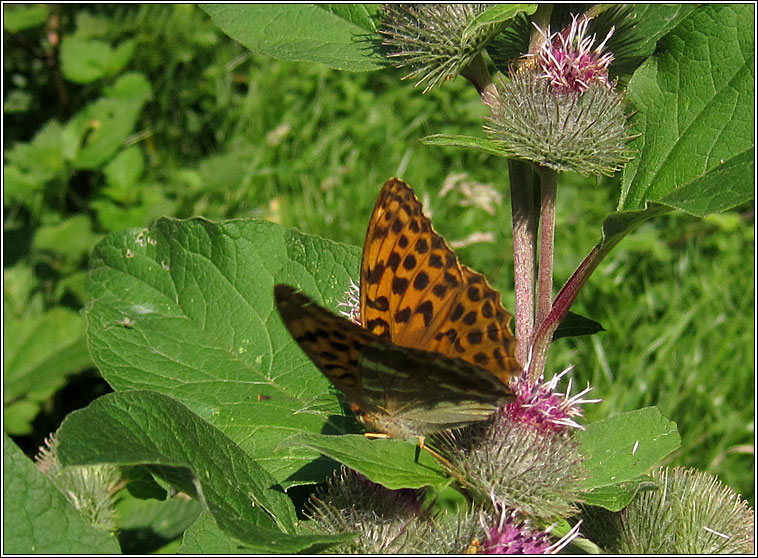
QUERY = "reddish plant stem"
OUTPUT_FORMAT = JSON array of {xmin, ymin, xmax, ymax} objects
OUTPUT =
[
  {"xmin": 535, "ymin": 168, "xmax": 557, "ymax": 354},
  {"xmin": 508, "ymin": 160, "xmax": 537, "ymax": 369},
  {"xmin": 527, "ymin": 205, "xmax": 671, "ymax": 379},
  {"xmin": 527, "ymin": 244, "xmax": 601, "ymax": 380}
]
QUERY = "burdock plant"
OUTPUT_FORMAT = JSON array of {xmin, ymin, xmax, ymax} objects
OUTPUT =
[{"xmin": 302, "ymin": 4, "xmax": 754, "ymax": 555}]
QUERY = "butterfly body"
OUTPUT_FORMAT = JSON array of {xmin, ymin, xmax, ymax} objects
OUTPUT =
[{"xmin": 274, "ymin": 178, "xmax": 521, "ymax": 439}]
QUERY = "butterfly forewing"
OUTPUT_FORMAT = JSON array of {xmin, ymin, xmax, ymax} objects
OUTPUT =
[{"xmin": 361, "ymin": 178, "xmax": 520, "ymax": 384}]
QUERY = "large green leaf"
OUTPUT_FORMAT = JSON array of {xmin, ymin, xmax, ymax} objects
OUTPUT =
[
  {"xmin": 621, "ymin": 4, "xmax": 754, "ymax": 215},
  {"xmin": 577, "ymin": 407, "xmax": 680, "ymax": 511},
  {"xmin": 179, "ymin": 511, "xmax": 355, "ymax": 554},
  {"xmin": 115, "ymin": 489, "xmax": 202, "ymax": 554},
  {"xmin": 55, "ymin": 390, "xmax": 346, "ymax": 551},
  {"xmin": 603, "ymin": 4, "xmax": 697, "ymax": 80},
  {"xmin": 57, "ymin": 391, "xmax": 297, "ymax": 532},
  {"xmin": 200, "ymin": 4, "xmax": 386, "ymax": 71},
  {"xmin": 3, "ymin": 434, "xmax": 121, "ymax": 553},
  {"xmin": 85, "ymin": 218, "xmax": 363, "ymax": 485}
]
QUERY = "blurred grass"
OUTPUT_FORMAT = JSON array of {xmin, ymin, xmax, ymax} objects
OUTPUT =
[{"xmin": 5, "ymin": 4, "xmax": 753, "ymax": 506}]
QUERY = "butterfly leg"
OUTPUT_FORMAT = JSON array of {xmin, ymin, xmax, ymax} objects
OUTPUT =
[
  {"xmin": 417, "ymin": 436, "xmax": 470, "ymax": 487},
  {"xmin": 417, "ymin": 436, "xmax": 452, "ymax": 470}
]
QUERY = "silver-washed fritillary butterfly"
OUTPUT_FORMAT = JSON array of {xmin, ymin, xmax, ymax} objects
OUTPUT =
[{"xmin": 274, "ymin": 178, "xmax": 521, "ymax": 439}]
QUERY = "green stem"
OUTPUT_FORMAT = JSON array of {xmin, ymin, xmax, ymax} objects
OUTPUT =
[
  {"xmin": 528, "ymin": 4, "xmax": 553, "ymax": 52},
  {"xmin": 461, "ymin": 52, "xmax": 493, "ymax": 98},
  {"xmin": 508, "ymin": 160, "xmax": 537, "ymax": 369}
]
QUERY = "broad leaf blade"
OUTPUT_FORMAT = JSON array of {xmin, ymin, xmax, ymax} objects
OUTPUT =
[
  {"xmin": 282, "ymin": 433, "xmax": 448, "ymax": 490},
  {"xmin": 582, "ymin": 476, "xmax": 659, "ymax": 511},
  {"xmin": 603, "ymin": 4, "xmax": 697, "ymax": 80},
  {"xmin": 56, "ymin": 390, "xmax": 337, "ymax": 548},
  {"xmin": 577, "ymin": 407, "xmax": 680, "ymax": 510},
  {"xmin": 621, "ymin": 4, "xmax": 754, "ymax": 216},
  {"xmin": 115, "ymin": 489, "xmax": 202, "ymax": 554},
  {"xmin": 200, "ymin": 4, "xmax": 386, "ymax": 71},
  {"xmin": 85, "ymin": 218, "xmax": 361, "ymax": 485},
  {"xmin": 180, "ymin": 511, "xmax": 353, "ymax": 554}
]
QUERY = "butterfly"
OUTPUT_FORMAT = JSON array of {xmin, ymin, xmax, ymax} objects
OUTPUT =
[{"xmin": 274, "ymin": 178, "xmax": 521, "ymax": 440}]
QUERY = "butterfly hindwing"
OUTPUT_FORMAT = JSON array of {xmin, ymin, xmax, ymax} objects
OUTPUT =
[
  {"xmin": 358, "ymin": 343, "xmax": 512, "ymax": 436},
  {"xmin": 361, "ymin": 178, "xmax": 520, "ymax": 384},
  {"xmin": 274, "ymin": 284, "xmax": 512, "ymax": 438},
  {"xmin": 274, "ymin": 284, "xmax": 376, "ymax": 404}
]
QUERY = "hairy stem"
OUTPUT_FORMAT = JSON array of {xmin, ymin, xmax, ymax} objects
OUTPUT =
[
  {"xmin": 532, "ymin": 168, "xmax": 558, "ymax": 380},
  {"xmin": 508, "ymin": 160, "xmax": 537, "ymax": 369},
  {"xmin": 528, "ymin": 245, "xmax": 601, "ymax": 380},
  {"xmin": 528, "ymin": 4, "xmax": 554, "ymax": 52}
]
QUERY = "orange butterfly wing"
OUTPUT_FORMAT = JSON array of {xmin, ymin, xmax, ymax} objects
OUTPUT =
[{"xmin": 360, "ymin": 178, "xmax": 520, "ymax": 384}]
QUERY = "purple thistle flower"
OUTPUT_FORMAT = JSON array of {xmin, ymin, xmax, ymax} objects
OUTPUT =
[
  {"xmin": 484, "ymin": 520, "xmax": 552, "ymax": 554},
  {"xmin": 503, "ymin": 367, "xmax": 601, "ymax": 432},
  {"xmin": 532, "ymin": 15, "xmax": 615, "ymax": 94},
  {"xmin": 483, "ymin": 508, "xmax": 583, "ymax": 554}
]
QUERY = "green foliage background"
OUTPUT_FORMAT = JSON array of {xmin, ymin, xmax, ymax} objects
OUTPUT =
[{"xmin": 3, "ymin": 4, "xmax": 754, "ymax": 552}]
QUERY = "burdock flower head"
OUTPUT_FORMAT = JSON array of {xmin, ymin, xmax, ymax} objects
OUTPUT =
[
  {"xmin": 482, "ymin": 508, "xmax": 583, "ymax": 554},
  {"xmin": 381, "ymin": 4, "xmax": 508, "ymax": 93},
  {"xmin": 307, "ymin": 468, "xmax": 495, "ymax": 553},
  {"xmin": 504, "ymin": 366, "xmax": 601, "ymax": 433},
  {"xmin": 35, "ymin": 433, "xmax": 122, "ymax": 532},
  {"xmin": 532, "ymin": 14, "xmax": 614, "ymax": 94},
  {"xmin": 307, "ymin": 467, "xmax": 426, "ymax": 553},
  {"xmin": 614, "ymin": 467, "xmax": 755, "ymax": 554},
  {"xmin": 485, "ymin": 14, "xmax": 632, "ymax": 176},
  {"xmin": 432, "ymin": 414, "xmax": 587, "ymax": 523}
]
